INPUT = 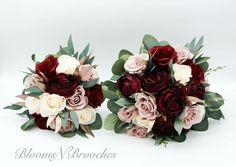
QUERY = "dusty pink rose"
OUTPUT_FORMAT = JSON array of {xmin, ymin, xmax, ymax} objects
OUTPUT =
[
  {"xmin": 50, "ymin": 119, "xmax": 75, "ymax": 133},
  {"xmin": 66, "ymin": 86, "xmax": 88, "ymax": 110},
  {"xmin": 126, "ymin": 126, "xmax": 148, "ymax": 138},
  {"xmin": 124, "ymin": 54, "xmax": 149, "ymax": 74},
  {"xmin": 76, "ymin": 64, "xmax": 98, "ymax": 81},
  {"xmin": 175, "ymin": 46, "xmax": 193, "ymax": 64},
  {"xmin": 135, "ymin": 93, "xmax": 159, "ymax": 120},
  {"xmin": 117, "ymin": 105, "xmax": 138, "ymax": 122},
  {"xmin": 182, "ymin": 104, "xmax": 205, "ymax": 129},
  {"xmin": 24, "ymin": 74, "xmax": 46, "ymax": 92}
]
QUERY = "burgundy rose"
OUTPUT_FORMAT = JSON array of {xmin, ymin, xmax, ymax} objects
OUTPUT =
[
  {"xmin": 32, "ymin": 113, "xmax": 50, "ymax": 130},
  {"xmin": 186, "ymin": 81, "xmax": 205, "ymax": 99},
  {"xmin": 156, "ymin": 84, "xmax": 186, "ymax": 117},
  {"xmin": 141, "ymin": 68, "xmax": 170, "ymax": 93},
  {"xmin": 35, "ymin": 55, "xmax": 58, "ymax": 79},
  {"xmin": 149, "ymin": 45, "xmax": 177, "ymax": 67},
  {"xmin": 152, "ymin": 116, "xmax": 177, "ymax": 136},
  {"xmin": 47, "ymin": 73, "xmax": 79, "ymax": 97},
  {"xmin": 117, "ymin": 73, "xmax": 141, "ymax": 97},
  {"xmin": 85, "ymin": 84, "xmax": 104, "ymax": 108},
  {"xmin": 184, "ymin": 59, "xmax": 205, "ymax": 82}
]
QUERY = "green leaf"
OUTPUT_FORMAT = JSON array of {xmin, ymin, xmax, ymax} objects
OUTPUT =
[
  {"xmin": 67, "ymin": 35, "xmax": 74, "ymax": 54},
  {"xmin": 114, "ymin": 120, "xmax": 129, "ymax": 133},
  {"xmin": 27, "ymin": 67, "xmax": 35, "ymax": 74},
  {"xmin": 198, "ymin": 62, "xmax": 209, "ymax": 72},
  {"xmin": 194, "ymin": 36, "xmax": 204, "ymax": 52},
  {"xmin": 102, "ymin": 80, "xmax": 117, "ymax": 92},
  {"xmin": 119, "ymin": 49, "xmax": 133, "ymax": 58},
  {"xmin": 206, "ymin": 108, "xmax": 224, "ymax": 120},
  {"xmin": 73, "ymin": 52, "xmax": 79, "ymax": 59},
  {"xmin": 31, "ymin": 54, "xmax": 36, "ymax": 62},
  {"xmin": 204, "ymin": 92, "xmax": 224, "ymax": 110},
  {"xmin": 111, "ymin": 54, "xmax": 130, "ymax": 76},
  {"xmin": 188, "ymin": 37, "xmax": 196, "ymax": 53},
  {"xmin": 169, "ymin": 60, "xmax": 174, "ymax": 84},
  {"xmin": 76, "ymin": 128, "xmax": 88, "ymax": 138},
  {"xmin": 102, "ymin": 86, "xmax": 119, "ymax": 100},
  {"xmin": 142, "ymin": 34, "xmax": 159, "ymax": 50},
  {"xmin": 79, "ymin": 44, "xmax": 90, "ymax": 60},
  {"xmin": 59, "ymin": 131, "xmax": 76, "ymax": 138},
  {"xmin": 25, "ymin": 86, "xmax": 43, "ymax": 97},
  {"xmin": 111, "ymin": 75, "xmax": 120, "ymax": 81},
  {"xmin": 4, "ymin": 104, "xmax": 23, "ymax": 110},
  {"xmin": 172, "ymin": 133, "xmax": 186, "ymax": 142},
  {"xmin": 104, "ymin": 113, "xmax": 119, "ymax": 130},
  {"xmin": 70, "ymin": 111, "xmax": 79, "ymax": 129},
  {"xmin": 59, "ymin": 46, "xmax": 71, "ymax": 56},
  {"xmin": 155, "ymin": 136, "xmax": 165, "ymax": 145},
  {"xmin": 84, "ymin": 56, "xmax": 95, "ymax": 65},
  {"xmin": 195, "ymin": 57, "xmax": 210, "ymax": 65},
  {"xmin": 158, "ymin": 41, "xmax": 169, "ymax": 46},
  {"xmin": 115, "ymin": 98, "xmax": 134, "ymax": 107},
  {"xmin": 21, "ymin": 118, "xmax": 36, "ymax": 131},
  {"xmin": 107, "ymin": 100, "xmax": 122, "ymax": 113},
  {"xmin": 17, "ymin": 110, "xmax": 30, "ymax": 118},
  {"xmin": 174, "ymin": 118, "xmax": 184, "ymax": 135},
  {"xmin": 82, "ymin": 78, "xmax": 99, "ymax": 88},
  {"xmin": 61, "ymin": 112, "xmax": 69, "ymax": 128},
  {"xmin": 191, "ymin": 116, "xmax": 209, "ymax": 131},
  {"xmin": 89, "ymin": 114, "xmax": 102, "ymax": 130}
]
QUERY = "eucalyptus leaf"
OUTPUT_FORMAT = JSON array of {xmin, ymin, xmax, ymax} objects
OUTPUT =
[
  {"xmin": 104, "ymin": 113, "xmax": 119, "ymax": 130},
  {"xmin": 114, "ymin": 120, "xmax": 129, "ymax": 133},
  {"xmin": 191, "ymin": 116, "xmax": 209, "ymax": 131},
  {"xmin": 21, "ymin": 118, "xmax": 36, "ymax": 131},
  {"xmin": 107, "ymin": 100, "xmax": 122, "ymax": 113},
  {"xmin": 119, "ymin": 49, "xmax": 133, "ymax": 58},
  {"xmin": 174, "ymin": 118, "xmax": 184, "ymax": 135},
  {"xmin": 89, "ymin": 114, "xmax": 102, "ymax": 130},
  {"xmin": 102, "ymin": 80, "xmax": 117, "ymax": 92},
  {"xmin": 111, "ymin": 75, "xmax": 120, "ymax": 81},
  {"xmin": 206, "ymin": 108, "xmax": 224, "ymax": 120},
  {"xmin": 102, "ymin": 86, "xmax": 119, "ymax": 100},
  {"xmin": 31, "ymin": 54, "xmax": 36, "ymax": 62},
  {"xmin": 76, "ymin": 128, "xmax": 88, "ymax": 138},
  {"xmin": 67, "ymin": 35, "xmax": 74, "ymax": 54},
  {"xmin": 70, "ymin": 111, "xmax": 79, "ymax": 129},
  {"xmin": 115, "ymin": 98, "xmax": 134, "ymax": 107},
  {"xmin": 82, "ymin": 78, "xmax": 99, "ymax": 88},
  {"xmin": 204, "ymin": 92, "xmax": 224, "ymax": 109},
  {"xmin": 61, "ymin": 112, "xmax": 69, "ymax": 128},
  {"xmin": 4, "ymin": 104, "xmax": 23, "ymax": 110},
  {"xmin": 142, "ymin": 34, "xmax": 159, "ymax": 50},
  {"xmin": 59, "ymin": 131, "xmax": 76, "ymax": 138},
  {"xmin": 79, "ymin": 44, "xmax": 90, "ymax": 60}
]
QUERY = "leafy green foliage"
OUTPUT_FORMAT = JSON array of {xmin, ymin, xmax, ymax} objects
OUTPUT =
[
  {"xmin": 21, "ymin": 117, "xmax": 36, "ymax": 131},
  {"xmin": 206, "ymin": 108, "xmax": 224, "ymax": 120},
  {"xmin": 89, "ymin": 114, "xmax": 102, "ymax": 130},
  {"xmin": 112, "ymin": 54, "xmax": 130, "ymax": 76},
  {"xmin": 102, "ymin": 86, "xmax": 119, "ymax": 100},
  {"xmin": 104, "ymin": 113, "xmax": 119, "ymax": 130},
  {"xmin": 204, "ymin": 92, "xmax": 224, "ymax": 110},
  {"xmin": 142, "ymin": 34, "xmax": 159, "ymax": 50},
  {"xmin": 186, "ymin": 36, "xmax": 204, "ymax": 56},
  {"xmin": 70, "ymin": 111, "xmax": 79, "ymax": 129},
  {"xmin": 114, "ymin": 120, "xmax": 129, "ymax": 133},
  {"xmin": 59, "ymin": 131, "xmax": 77, "ymax": 138},
  {"xmin": 82, "ymin": 78, "xmax": 99, "ymax": 88},
  {"xmin": 4, "ymin": 104, "xmax": 23, "ymax": 110},
  {"xmin": 107, "ymin": 100, "xmax": 122, "ymax": 113},
  {"xmin": 61, "ymin": 112, "xmax": 69, "ymax": 128},
  {"xmin": 25, "ymin": 86, "xmax": 43, "ymax": 97},
  {"xmin": 191, "ymin": 116, "xmax": 209, "ymax": 131},
  {"xmin": 115, "ymin": 98, "xmax": 135, "ymax": 107}
]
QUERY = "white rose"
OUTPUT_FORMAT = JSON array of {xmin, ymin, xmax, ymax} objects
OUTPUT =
[
  {"xmin": 173, "ymin": 63, "xmax": 192, "ymax": 85},
  {"xmin": 132, "ymin": 115, "xmax": 155, "ymax": 132},
  {"xmin": 175, "ymin": 46, "xmax": 193, "ymax": 64},
  {"xmin": 39, "ymin": 93, "xmax": 66, "ymax": 117},
  {"xmin": 182, "ymin": 105, "xmax": 206, "ymax": 129},
  {"xmin": 124, "ymin": 54, "xmax": 149, "ymax": 74},
  {"xmin": 56, "ymin": 55, "xmax": 80, "ymax": 75},
  {"xmin": 75, "ymin": 106, "xmax": 96, "ymax": 125},
  {"xmin": 25, "ymin": 96, "xmax": 40, "ymax": 114}
]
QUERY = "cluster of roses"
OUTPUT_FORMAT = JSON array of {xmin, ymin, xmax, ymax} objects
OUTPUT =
[
  {"xmin": 104, "ymin": 35, "xmax": 224, "ymax": 143},
  {"xmin": 5, "ymin": 37, "xmax": 103, "ymax": 137}
]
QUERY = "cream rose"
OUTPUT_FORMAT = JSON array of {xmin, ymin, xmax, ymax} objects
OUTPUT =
[
  {"xmin": 56, "ymin": 55, "xmax": 80, "ymax": 75},
  {"xmin": 173, "ymin": 63, "xmax": 192, "ymax": 85},
  {"xmin": 39, "ymin": 93, "xmax": 66, "ymax": 117},
  {"xmin": 24, "ymin": 74, "xmax": 46, "ymax": 92},
  {"xmin": 124, "ymin": 54, "xmax": 149, "ymax": 74},
  {"xmin": 175, "ymin": 46, "xmax": 193, "ymax": 64},
  {"xmin": 135, "ymin": 93, "xmax": 159, "ymax": 120},
  {"xmin": 117, "ymin": 105, "xmax": 138, "ymax": 123},
  {"xmin": 126, "ymin": 126, "xmax": 148, "ymax": 138},
  {"xmin": 182, "ymin": 105, "xmax": 206, "ymax": 129},
  {"xmin": 25, "ymin": 96, "xmax": 40, "ymax": 114},
  {"xmin": 133, "ymin": 115, "xmax": 155, "ymax": 132},
  {"xmin": 75, "ymin": 106, "xmax": 96, "ymax": 125},
  {"xmin": 77, "ymin": 64, "xmax": 99, "ymax": 81}
]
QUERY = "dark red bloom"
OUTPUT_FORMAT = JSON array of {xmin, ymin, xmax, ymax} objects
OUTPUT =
[
  {"xmin": 184, "ymin": 59, "xmax": 205, "ymax": 82},
  {"xmin": 141, "ymin": 68, "xmax": 170, "ymax": 93},
  {"xmin": 46, "ymin": 73, "xmax": 79, "ymax": 97},
  {"xmin": 117, "ymin": 73, "xmax": 141, "ymax": 97},
  {"xmin": 186, "ymin": 81, "xmax": 205, "ymax": 99},
  {"xmin": 85, "ymin": 84, "xmax": 104, "ymax": 108},
  {"xmin": 35, "ymin": 55, "xmax": 58, "ymax": 79},
  {"xmin": 149, "ymin": 45, "xmax": 177, "ymax": 67},
  {"xmin": 32, "ymin": 113, "xmax": 51, "ymax": 130},
  {"xmin": 156, "ymin": 84, "xmax": 187, "ymax": 117},
  {"xmin": 152, "ymin": 116, "xmax": 177, "ymax": 136}
]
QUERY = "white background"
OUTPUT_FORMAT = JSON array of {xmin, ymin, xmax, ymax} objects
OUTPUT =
[{"xmin": 0, "ymin": 0, "xmax": 236, "ymax": 166}]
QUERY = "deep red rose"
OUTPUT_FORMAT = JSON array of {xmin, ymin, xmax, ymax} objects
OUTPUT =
[
  {"xmin": 32, "ymin": 113, "xmax": 51, "ymax": 130},
  {"xmin": 149, "ymin": 45, "xmax": 177, "ymax": 67},
  {"xmin": 85, "ymin": 84, "xmax": 104, "ymax": 108},
  {"xmin": 141, "ymin": 68, "xmax": 170, "ymax": 93},
  {"xmin": 152, "ymin": 116, "xmax": 177, "ymax": 136},
  {"xmin": 184, "ymin": 59, "xmax": 205, "ymax": 82},
  {"xmin": 186, "ymin": 81, "xmax": 205, "ymax": 99},
  {"xmin": 117, "ymin": 73, "xmax": 141, "ymax": 97},
  {"xmin": 35, "ymin": 55, "xmax": 58, "ymax": 79},
  {"xmin": 46, "ymin": 73, "xmax": 79, "ymax": 97},
  {"xmin": 156, "ymin": 84, "xmax": 187, "ymax": 117}
]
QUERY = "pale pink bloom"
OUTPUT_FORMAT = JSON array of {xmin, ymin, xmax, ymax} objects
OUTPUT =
[
  {"xmin": 117, "ymin": 105, "xmax": 138, "ymax": 123},
  {"xmin": 126, "ymin": 126, "xmax": 148, "ymax": 138},
  {"xmin": 175, "ymin": 46, "xmax": 193, "ymax": 64},
  {"xmin": 124, "ymin": 54, "xmax": 149, "ymax": 74}
]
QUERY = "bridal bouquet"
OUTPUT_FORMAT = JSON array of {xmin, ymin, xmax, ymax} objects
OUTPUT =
[
  {"xmin": 103, "ymin": 34, "xmax": 224, "ymax": 144},
  {"xmin": 4, "ymin": 36, "xmax": 103, "ymax": 137}
]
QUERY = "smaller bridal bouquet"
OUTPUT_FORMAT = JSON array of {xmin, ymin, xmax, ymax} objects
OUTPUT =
[
  {"xmin": 103, "ymin": 34, "xmax": 224, "ymax": 145},
  {"xmin": 4, "ymin": 36, "xmax": 103, "ymax": 137}
]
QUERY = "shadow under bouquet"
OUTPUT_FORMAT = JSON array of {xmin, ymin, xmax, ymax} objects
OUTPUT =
[
  {"xmin": 103, "ymin": 34, "xmax": 224, "ymax": 145},
  {"xmin": 4, "ymin": 36, "xmax": 103, "ymax": 137}
]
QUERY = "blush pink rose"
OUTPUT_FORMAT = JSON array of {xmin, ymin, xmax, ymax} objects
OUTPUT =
[
  {"xmin": 66, "ymin": 86, "xmax": 88, "ymax": 110},
  {"xmin": 117, "ymin": 105, "xmax": 138, "ymax": 122},
  {"xmin": 124, "ymin": 54, "xmax": 149, "ymax": 74},
  {"xmin": 50, "ymin": 119, "xmax": 75, "ymax": 133},
  {"xmin": 24, "ymin": 74, "xmax": 46, "ymax": 92},
  {"xmin": 126, "ymin": 126, "xmax": 148, "ymax": 138},
  {"xmin": 76, "ymin": 64, "xmax": 98, "ymax": 81},
  {"xmin": 183, "ymin": 104, "xmax": 206, "ymax": 129},
  {"xmin": 175, "ymin": 46, "xmax": 193, "ymax": 64},
  {"xmin": 135, "ymin": 93, "xmax": 159, "ymax": 120}
]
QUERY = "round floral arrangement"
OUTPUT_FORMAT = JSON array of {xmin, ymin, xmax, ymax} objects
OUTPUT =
[
  {"xmin": 103, "ymin": 34, "xmax": 225, "ymax": 144},
  {"xmin": 4, "ymin": 36, "xmax": 103, "ymax": 137}
]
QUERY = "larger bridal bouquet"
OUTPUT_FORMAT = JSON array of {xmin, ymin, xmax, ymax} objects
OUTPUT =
[
  {"xmin": 103, "ymin": 34, "xmax": 224, "ymax": 145},
  {"xmin": 4, "ymin": 36, "xmax": 103, "ymax": 137}
]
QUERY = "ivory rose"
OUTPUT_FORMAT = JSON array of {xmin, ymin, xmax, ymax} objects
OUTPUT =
[
  {"xmin": 124, "ymin": 54, "xmax": 149, "ymax": 74},
  {"xmin": 126, "ymin": 126, "xmax": 148, "ymax": 138},
  {"xmin": 39, "ymin": 93, "xmax": 66, "ymax": 117},
  {"xmin": 133, "ymin": 116, "xmax": 155, "ymax": 132},
  {"xmin": 135, "ymin": 93, "xmax": 159, "ymax": 120},
  {"xmin": 56, "ymin": 55, "xmax": 80, "ymax": 75},
  {"xmin": 75, "ymin": 106, "xmax": 96, "ymax": 125},
  {"xmin": 182, "ymin": 104, "xmax": 206, "ymax": 129},
  {"xmin": 175, "ymin": 46, "xmax": 193, "ymax": 64},
  {"xmin": 25, "ymin": 96, "xmax": 40, "ymax": 114},
  {"xmin": 117, "ymin": 105, "xmax": 138, "ymax": 123},
  {"xmin": 173, "ymin": 63, "xmax": 192, "ymax": 85}
]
